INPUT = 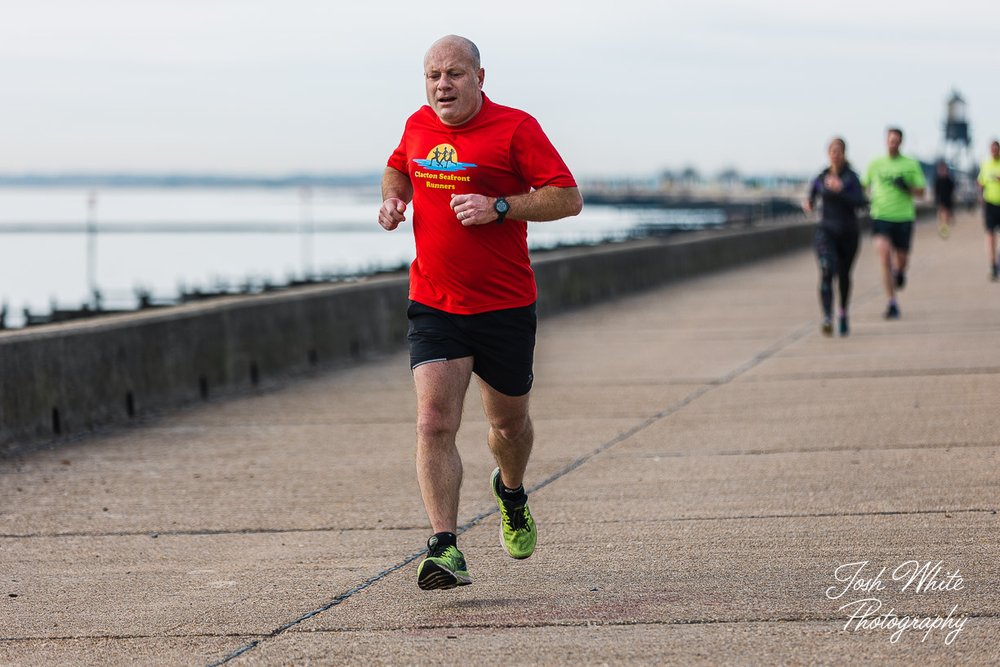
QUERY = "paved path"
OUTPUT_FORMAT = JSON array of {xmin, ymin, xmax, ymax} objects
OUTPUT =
[{"xmin": 2, "ymin": 212, "xmax": 999, "ymax": 666}]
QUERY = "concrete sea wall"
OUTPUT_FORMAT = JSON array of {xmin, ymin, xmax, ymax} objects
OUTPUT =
[{"xmin": 1, "ymin": 220, "xmax": 815, "ymax": 454}]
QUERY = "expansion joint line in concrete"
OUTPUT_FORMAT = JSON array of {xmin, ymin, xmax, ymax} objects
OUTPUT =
[
  {"xmin": 539, "ymin": 507, "xmax": 998, "ymax": 526},
  {"xmin": 662, "ymin": 507, "xmax": 999, "ymax": 523},
  {"xmin": 269, "ymin": 609, "xmax": 1000, "ymax": 635},
  {"xmin": 205, "ymin": 547, "xmax": 429, "ymax": 667},
  {"xmin": 207, "ymin": 320, "xmax": 815, "ymax": 666},
  {"xmin": 0, "ymin": 525, "xmax": 421, "ymax": 540},
  {"xmin": 10, "ymin": 610, "xmax": 1000, "ymax": 644},
  {"xmin": 0, "ymin": 632, "xmax": 253, "ymax": 643}
]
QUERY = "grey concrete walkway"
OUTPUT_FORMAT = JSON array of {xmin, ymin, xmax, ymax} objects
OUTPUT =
[{"xmin": 2, "ymin": 212, "xmax": 999, "ymax": 666}]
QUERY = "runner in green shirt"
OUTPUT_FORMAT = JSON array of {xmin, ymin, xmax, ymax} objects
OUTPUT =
[
  {"xmin": 862, "ymin": 128, "xmax": 926, "ymax": 319},
  {"xmin": 977, "ymin": 139, "xmax": 1000, "ymax": 280}
]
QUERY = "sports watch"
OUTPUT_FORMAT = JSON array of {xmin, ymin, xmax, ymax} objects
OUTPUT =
[{"xmin": 494, "ymin": 197, "xmax": 510, "ymax": 224}]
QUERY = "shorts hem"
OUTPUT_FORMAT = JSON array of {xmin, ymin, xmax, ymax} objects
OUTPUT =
[{"xmin": 410, "ymin": 357, "xmax": 449, "ymax": 370}]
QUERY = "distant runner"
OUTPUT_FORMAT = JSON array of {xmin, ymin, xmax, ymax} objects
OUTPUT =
[
  {"xmin": 977, "ymin": 139, "xmax": 1000, "ymax": 280},
  {"xmin": 933, "ymin": 160, "xmax": 955, "ymax": 239},
  {"xmin": 862, "ymin": 128, "xmax": 926, "ymax": 319},
  {"xmin": 804, "ymin": 137, "xmax": 865, "ymax": 336}
]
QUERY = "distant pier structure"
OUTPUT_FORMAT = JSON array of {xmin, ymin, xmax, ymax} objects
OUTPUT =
[{"xmin": 941, "ymin": 90, "xmax": 973, "ymax": 175}]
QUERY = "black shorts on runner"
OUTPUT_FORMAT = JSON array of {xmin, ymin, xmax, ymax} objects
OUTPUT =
[
  {"xmin": 871, "ymin": 219, "xmax": 914, "ymax": 252},
  {"xmin": 406, "ymin": 300, "xmax": 537, "ymax": 397},
  {"xmin": 985, "ymin": 203, "xmax": 1000, "ymax": 232}
]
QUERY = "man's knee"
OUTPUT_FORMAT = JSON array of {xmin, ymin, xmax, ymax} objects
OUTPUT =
[
  {"xmin": 416, "ymin": 405, "xmax": 462, "ymax": 444},
  {"xmin": 873, "ymin": 237, "xmax": 892, "ymax": 261},
  {"xmin": 490, "ymin": 412, "xmax": 532, "ymax": 444}
]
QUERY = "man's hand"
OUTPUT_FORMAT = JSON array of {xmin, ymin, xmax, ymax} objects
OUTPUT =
[
  {"xmin": 379, "ymin": 198, "xmax": 407, "ymax": 231},
  {"xmin": 450, "ymin": 193, "xmax": 495, "ymax": 226},
  {"xmin": 892, "ymin": 176, "xmax": 910, "ymax": 193}
]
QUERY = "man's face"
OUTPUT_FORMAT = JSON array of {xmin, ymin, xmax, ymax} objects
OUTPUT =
[
  {"xmin": 887, "ymin": 131, "xmax": 902, "ymax": 155},
  {"xmin": 992, "ymin": 142, "xmax": 1000, "ymax": 159},
  {"xmin": 424, "ymin": 41, "xmax": 484, "ymax": 126}
]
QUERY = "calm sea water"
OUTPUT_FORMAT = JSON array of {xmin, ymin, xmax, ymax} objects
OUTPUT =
[{"xmin": 0, "ymin": 186, "xmax": 719, "ymax": 328}]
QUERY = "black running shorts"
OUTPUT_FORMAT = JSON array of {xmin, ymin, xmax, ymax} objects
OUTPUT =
[
  {"xmin": 406, "ymin": 300, "xmax": 536, "ymax": 397},
  {"xmin": 985, "ymin": 203, "xmax": 1000, "ymax": 232},
  {"xmin": 871, "ymin": 219, "xmax": 914, "ymax": 252}
]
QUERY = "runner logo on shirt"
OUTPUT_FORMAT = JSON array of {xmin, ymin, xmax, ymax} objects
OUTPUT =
[{"xmin": 413, "ymin": 144, "xmax": 477, "ymax": 172}]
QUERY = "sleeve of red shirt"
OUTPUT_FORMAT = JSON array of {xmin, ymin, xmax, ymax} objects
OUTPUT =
[
  {"xmin": 510, "ymin": 116, "xmax": 577, "ymax": 189},
  {"xmin": 386, "ymin": 128, "xmax": 408, "ymax": 173}
]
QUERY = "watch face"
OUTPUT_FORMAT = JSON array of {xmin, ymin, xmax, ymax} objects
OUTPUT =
[{"xmin": 496, "ymin": 199, "xmax": 509, "ymax": 213}]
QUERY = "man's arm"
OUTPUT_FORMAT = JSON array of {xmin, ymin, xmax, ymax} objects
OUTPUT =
[
  {"xmin": 378, "ymin": 167, "xmax": 413, "ymax": 231},
  {"xmin": 505, "ymin": 186, "xmax": 583, "ymax": 222},
  {"xmin": 449, "ymin": 186, "xmax": 583, "ymax": 226},
  {"xmin": 909, "ymin": 161, "xmax": 926, "ymax": 198}
]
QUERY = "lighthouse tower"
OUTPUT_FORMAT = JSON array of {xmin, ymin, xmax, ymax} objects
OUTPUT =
[{"xmin": 942, "ymin": 90, "xmax": 973, "ymax": 173}]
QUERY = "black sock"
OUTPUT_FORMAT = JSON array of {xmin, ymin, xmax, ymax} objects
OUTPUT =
[
  {"xmin": 428, "ymin": 531, "xmax": 456, "ymax": 550},
  {"xmin": 500, "ymin": 484, "xmax": 527, "ymax": 503}
]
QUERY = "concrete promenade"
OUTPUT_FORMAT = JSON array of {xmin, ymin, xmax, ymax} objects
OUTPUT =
[{"xmin": 2, "ymin": 211, "xmax": 998, "ymax": 665}]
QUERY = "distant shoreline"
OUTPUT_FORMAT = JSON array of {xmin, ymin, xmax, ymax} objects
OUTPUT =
[{"xmin": 0, "ymin": 173, "xmax": 382, "ymax": 188}]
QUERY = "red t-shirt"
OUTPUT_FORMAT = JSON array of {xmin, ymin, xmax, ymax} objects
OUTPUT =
[{"xmin": 387, "ymin": 94, "xmax": 577, "ymax": 314}]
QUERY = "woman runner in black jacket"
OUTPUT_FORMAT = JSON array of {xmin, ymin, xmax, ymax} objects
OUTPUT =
[{"xmin": 803, "ymin": 137, "xmax": 866, "ymax": 336}]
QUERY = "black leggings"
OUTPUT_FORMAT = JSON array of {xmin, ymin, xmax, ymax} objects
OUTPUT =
[{"xmin": 815, "ymin": 225, "xmax": 859, "ymax": 318}]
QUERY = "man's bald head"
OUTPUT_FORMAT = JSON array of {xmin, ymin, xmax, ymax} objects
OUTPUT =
[
  {"xmin": 425, "ymin": 35, "xmax": 481, "ymax": 70},
  {"xmin": 423, "ymin": 35, "xmax": 485, "ymax": 126}
]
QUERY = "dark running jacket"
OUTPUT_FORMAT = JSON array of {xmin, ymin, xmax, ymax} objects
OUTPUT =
[{"xmin": 807, "ymin": 165, "xmax": 865, "ymax": 233}]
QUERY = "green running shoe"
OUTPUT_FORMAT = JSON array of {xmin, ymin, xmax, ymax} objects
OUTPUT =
[
  {"xmin": 491, "ymin": 467, "xmax": 537, "ymax": 559},
  {"xmin": 417, "ymin": 536, "xmax": 471, "ymax": 590}
]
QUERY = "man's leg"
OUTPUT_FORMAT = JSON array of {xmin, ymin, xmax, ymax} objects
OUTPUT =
[
  {"xmin": 873, "ymin": 234, "xmax": 895, "ymax": 300},
  {"xmin": 413, "ymin": 357, "xmax": 475, "ymax": 590},
  {"xmin": 413, "ymin": 357, "xmax": 474, "ymax": 534},
  {"xmin": 987, "ymin": 229, "xmax": 998, "ymax": 279},
  {"xmin": 480, "ymin": 381, "xmax": 537, "ymax": 559},
  {"xmin": 479, "ymin": 382, "xmax": 533, "ymax": 489},
  {"xmin": 874, "ymin": 232, "xmax": 901, "ymax": 318},
  {"xmin": 894, "ymin": 248, "xmax": 909, "ymax": 280},
  {"xmin": 937, "ymin": 206, "xmax": 951, "ymax": 237}
]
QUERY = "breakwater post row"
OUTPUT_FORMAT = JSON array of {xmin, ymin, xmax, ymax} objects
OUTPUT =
[{"xmin": 0, "ymin": 220, "xmax": 817, "ymax": 455}]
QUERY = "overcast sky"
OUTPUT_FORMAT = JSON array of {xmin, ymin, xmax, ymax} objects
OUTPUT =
[{"xmin": 4, "ymin": 0, "xmax": 999, "ymax": 179}]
